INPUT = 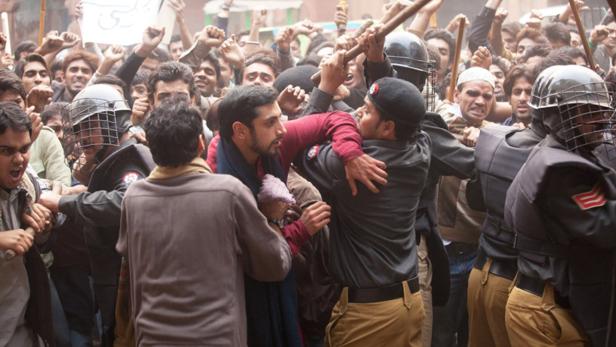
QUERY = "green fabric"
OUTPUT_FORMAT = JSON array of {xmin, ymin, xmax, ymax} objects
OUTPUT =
[{"xmin": 29, "ymin": 127, "xmax": 71, "ymax": 186}]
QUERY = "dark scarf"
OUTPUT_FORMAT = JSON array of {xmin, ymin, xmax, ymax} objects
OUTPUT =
[{"xmin": 216, "ymin": 138, "xmax": 302, "ymax": 347}]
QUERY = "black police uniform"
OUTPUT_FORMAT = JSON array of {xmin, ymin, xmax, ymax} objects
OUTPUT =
[
  {"xmin": 465, "ymin": 123, "xmax": 545, "ymax": 346},
  {"xmin": 58, "ymin": 140, "xmax": 155, "ymax": 346},
  {"xmin": 505, "ymin": 135, "xmax": 616, "ymax": 346},
  {"xmin": 363, "ymin": 54, "xmax": 476, "ymax": 306}
]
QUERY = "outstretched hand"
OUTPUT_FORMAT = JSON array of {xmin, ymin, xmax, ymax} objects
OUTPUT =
[
  {"xmin": 344, "ymin": 154, "xmax": 388, "ymax": 196},
  {"xmin": 277, "ymin": 85, "xmax": 308, "ymax": 116},
  {"xmin": 299, "ymin": 201, "xmax": 331, "ymax": 235}
]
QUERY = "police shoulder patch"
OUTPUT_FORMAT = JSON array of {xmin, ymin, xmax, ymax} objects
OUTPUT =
[
  {"xmin": 122, "ymin": 172, "xmax": 140, "ymax": 186},
  {"xmin": 306, "ymin": 145, "xmax": 320, "ymax": 160},
  {"xmin": 571, "ymin": 184, "xmax": 607, "ymax": 210}
]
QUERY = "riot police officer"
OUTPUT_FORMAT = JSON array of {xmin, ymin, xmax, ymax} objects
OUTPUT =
[
  {"xmin": 39, "ymin": 84, "xmax": 155, "ymax": 347},
  {"xmin": 465, "ymin": 66, "xmax": 561, "ymax": 347},
  {"xmin": 363, "ymin": 31, "xmax": 475, "ymax": 346},
  {"xmin": 504, "ymin": 65, "xmax": 616, "ymax": 347}
]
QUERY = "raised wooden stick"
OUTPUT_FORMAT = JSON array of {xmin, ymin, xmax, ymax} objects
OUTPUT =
[
  {"xmin": 569, "ymin": 0, "xmax": 596, "ymax": 70},
  {"xmin": 311, "ymin": 0, "xmax": 431, "ymax": 85},
  {"xmin": 447, "ymin": 16, "xmax": 466, "ymax": 102},
  {"xmin": 38, "ymin": 0, "xmax": 46, "ymax": 46}
]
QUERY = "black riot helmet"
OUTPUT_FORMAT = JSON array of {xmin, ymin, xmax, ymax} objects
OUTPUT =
[
  {"xmin": 529, "ymin": 65, "xmax": 614, "ymax": 155},
  {"xmin": 384, "ymin": 32, "xmax": 435, "ymax": 109},
  {"xmin": 65, "ymin": 84, "xmax": 132, "ymax": 163}
]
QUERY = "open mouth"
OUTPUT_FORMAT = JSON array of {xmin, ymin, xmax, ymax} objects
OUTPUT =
[
  {"xmin": 9, "ymin": 168, "xmax": 22, "ymax": 179},
  {"xmin": 470, "ymin": 107, "xmax": 485, "ymax": 115}
]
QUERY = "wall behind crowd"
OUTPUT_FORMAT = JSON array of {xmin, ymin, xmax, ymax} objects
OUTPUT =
[{"xmin": 7, "ymin": 0, "xmax": 603, "ymax": 48}]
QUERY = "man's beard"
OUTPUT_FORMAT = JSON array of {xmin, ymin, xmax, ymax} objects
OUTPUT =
[{"xmin": 249, "ymin": 130, "xmax": 282, "ymax": 157}]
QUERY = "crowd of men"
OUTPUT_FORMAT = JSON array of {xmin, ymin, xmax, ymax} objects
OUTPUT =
[{"xmin": 2, "ymin": 0, "xmax": 616, "ymax": 346}]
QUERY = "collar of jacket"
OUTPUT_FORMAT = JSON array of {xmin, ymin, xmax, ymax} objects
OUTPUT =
[{"xmin": 148, "ymin": 157, "xmax": 212, "ymax": 181}]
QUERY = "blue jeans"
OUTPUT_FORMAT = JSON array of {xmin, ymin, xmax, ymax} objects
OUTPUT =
[
  {"xmin": 432, "ymin": 242, "xmax": 477, "ymax": 347},
  {"xmin": 50, "ymin": 266, "xmax": 95, "ymax": 346}
]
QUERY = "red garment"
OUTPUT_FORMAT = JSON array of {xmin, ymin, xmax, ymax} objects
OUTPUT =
[{"xmin": 207, "ymin": 111, "xmax": 364, "ymax": 255}]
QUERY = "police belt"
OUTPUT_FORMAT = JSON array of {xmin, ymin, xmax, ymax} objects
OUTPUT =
[
  {"xmin": 348, "ymin": 277, "xmax": 420, "ymax": 303},
  {"xmin": 513, "ymin": 232, "xmax": 567, "ymax": 258},
  {"xmin": 515, "ymin": 273, "xmax": 571, "ymax": 309},
  {"xmin": 473, "ymin": 248, "xmax": 517, "ymax": 281}
]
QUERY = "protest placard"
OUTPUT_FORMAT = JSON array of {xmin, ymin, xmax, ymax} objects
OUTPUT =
[{"xmin": 81, "ymin": 0, "xmax": 162, "ymax": 45}]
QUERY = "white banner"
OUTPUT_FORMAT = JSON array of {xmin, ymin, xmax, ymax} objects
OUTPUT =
[
  {"xmin": 203, "ymin": 0, "xmax": 303, "ymax": 14},
  {"xmin": 80, "ymin": 0, "xmax": 162, "ymax": 45}
]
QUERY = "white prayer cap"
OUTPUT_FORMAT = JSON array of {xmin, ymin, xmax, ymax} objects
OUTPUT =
[{"xmin": 456, "ymin": 67, "xmax": 496, "ymax": 89}]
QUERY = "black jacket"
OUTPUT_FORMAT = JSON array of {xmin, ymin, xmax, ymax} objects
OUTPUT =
[
  {"xmin": 299, "ymin": 135, "xmax": 431, "ymax": 288},
  {"xmin": 58, "ymin": 141, "xmax": 154, "ymax": 346}
]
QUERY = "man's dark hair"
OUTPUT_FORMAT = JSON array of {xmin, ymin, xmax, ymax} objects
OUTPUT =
[
  {"xmin": 170, "ymin": 34, "xmax": 182, "ymax": 44},
  {"xmin": 149, "ymin": 47, "xmax": 171, "ymax": 63},
  {"xmin": 205, "ymin": 98, "xmax": 222, "ymax": 133},
  {"xmin": 503, "ymin": 64, "xmax": 536, "ymax": 97},
  {"xmin": 532, "ymin": 48, "xmax": 576, "ymax": 75},
  {"xmin": 542, "ymin": 22, "xmax": 571, "ymax": 47},
  {"xmin": 491, "ymin": 56, "xmax": 509, "ymax": 76},
  {"xmin": 242, "ymin": 50, "xmax": 280, "ymax": 81},
  {"xmin": 218, "ymin": 85, "xmax": 278, "ymax": 140},
  {"xmin": 41, "ymin": 102, "xmax": 68, "ymax": 125},
  {"xmin": 557, "ymin": 46, "xmax": 586, "ymax": 62},
  {"xmin": 14, "ymin": 53, "xmax": 48, "ymax": 79},
  {"xmin": 144, "ymin": 97, "xmax": 203, "ymax": 167},
  {"xmin": 0, "ymin": 101, "xmax": 32, "ymax": 136},
  {"xmin": 132, "ymin": 69, "xmax": 151, "ymax": 86},
  {"xmin": 147, "ymin": 61, "xmax": 196, "ymax": 100},
  {"xmin": 518, "ymin": 44, "xmax": 551, "ymax": 63},
  {"xmin": 50, "ymin": 60, "xmax": 62, "ymax": 76},
  {"xmin": 424, "ymin": 29, "xmax": 456, "ymax": 63},
  {"xmin": 92, "ymin": 74, "xmax": 127, "ymax": 91},
  {"xmin": 14, "ymin": 40, "xmax": 37, "ymax": 61},
  {"xmin": 502, "ymin": 22, "xmax": 522, "ymax": 37},
  {"xmin": 297, "ymin": 53, "xmax": 321, "ymax": 68},
  {"xmin": 516, "ymin": 28, "xmax": 550, "ymax": 47},
  {"xmin": 0, "ymin": 69, "xmax": 26, "ymax": 101},
  {"xmin": 62, "ymin": 50, "xmax": 100, "ymax": 73},
  {"xmin": 197, "ymin": 52, "xmax": 223, "ymax": 89},
  {"xmin": 237, "ymin": 30, "xmax": 250, "ymax": 40}
]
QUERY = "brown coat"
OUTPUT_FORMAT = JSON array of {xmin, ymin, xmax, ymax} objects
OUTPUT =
[
  {"xmin": 437, "ymin": 115, "xmax": 493, "ymax": 244},
  {"xmin": 116, "ymin": 161, "xmax": 291, "ymax": 346}
]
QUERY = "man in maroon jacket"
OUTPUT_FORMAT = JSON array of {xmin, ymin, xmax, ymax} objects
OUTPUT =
[{"xmin": 207, "ymin": 50, "xmax": 387, "ymax": 347}]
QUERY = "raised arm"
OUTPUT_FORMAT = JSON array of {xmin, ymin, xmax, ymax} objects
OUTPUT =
[
  {"xmin": 407, "ymin": 0, "xmax": 443, "ymax": 38},
  {"xmin": 468, "ymin": 0, "xmax": 503, "ymax": 53},
  {"xmin": 168, "ymin": 0, "xmax": 194, "ymax": 49},
  {"xmin": 35, "ymin": 31, "xmax": 81, "ymax": 67},
  {"xmin": 116, "ymin": 26, "xmax": 165, "ymax": 89}
]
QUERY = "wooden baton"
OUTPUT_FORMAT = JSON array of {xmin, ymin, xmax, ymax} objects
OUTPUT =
[
  {"xmin": 38, "ymin": 0, "xmax": 46, "ymax": 46},
  {"xmin": 447, "ymin": 17, "xmax": 466, "ymax": 102},
  {"xmin": 569, "ymin": 0, "xmax": 596, "ymax": 70},
  {"xmin": 311, "ymin": 0, "xmax": 432, "ymax": 85}
]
